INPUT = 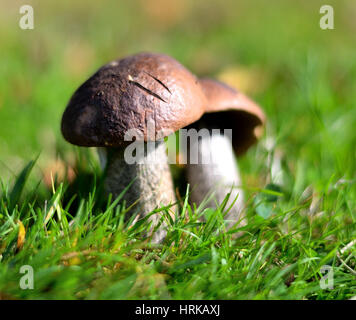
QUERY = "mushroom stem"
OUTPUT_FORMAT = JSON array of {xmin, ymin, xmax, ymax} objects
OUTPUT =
[
  {"xmin": 98, "ymin": 140, "xmax": 176, "ymax": 242},
  {"xmin": 186, "ymin": 132, "xmax": 245, "ymax": 228}
]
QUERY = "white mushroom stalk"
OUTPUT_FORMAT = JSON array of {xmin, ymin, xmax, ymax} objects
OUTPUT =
[
  {"xmin": 186, "ymin": 131, "xmax": 245, "ymax": 228},
  {"xmin": 183, "ymin": 78, "xmax": 265, "ymax": 229}
]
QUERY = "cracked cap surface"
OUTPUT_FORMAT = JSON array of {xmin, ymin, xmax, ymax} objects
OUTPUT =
[{"xmin": 61, "ymin": 52, "xmax": 207, "ymax": 147}]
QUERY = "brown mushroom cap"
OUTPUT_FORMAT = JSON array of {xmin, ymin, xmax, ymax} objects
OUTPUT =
[
  {"xmin": 197, "ymin": 78, "xmax": 266, "ymax": 155},
  {"xmin": 61, "ymin": 53, "xmax": 207, "ymax": 147}
]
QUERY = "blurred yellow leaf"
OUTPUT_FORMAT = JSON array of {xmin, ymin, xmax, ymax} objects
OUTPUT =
[
  {"xmin": 218, "ymin": 65, "xmax": 269, "ymax": 95},
  {"xmin": 139, "ymin": 0, "xmax": 189, "ymax": 28},
  {"xmin": 16, "ymin": 220, "xmax": 26, "ymax": 250}
]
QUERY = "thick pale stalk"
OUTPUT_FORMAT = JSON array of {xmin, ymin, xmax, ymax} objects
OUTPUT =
[
  {"xmin": 98, "ymin": 141, "xmax": 176, "ymax": 242},
  {"xmin": 186, "ymin": 133, "xmax": 245, "ymax": 228}
]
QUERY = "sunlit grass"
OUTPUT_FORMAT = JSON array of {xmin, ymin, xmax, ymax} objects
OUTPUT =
[{"xmin": 0, "ymin": 148, "xmax": 354, "ymax": 299}]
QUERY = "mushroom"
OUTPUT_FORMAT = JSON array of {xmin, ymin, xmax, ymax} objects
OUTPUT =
[
  {"xmin": 185, "ymin": 78, "xmax": 265, "ymax": 228},
  {"xmin": 61, "ymin": 53, "xmax": 207, "ymax": 242}
]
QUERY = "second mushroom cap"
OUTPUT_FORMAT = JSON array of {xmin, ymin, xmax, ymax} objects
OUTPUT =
[{"xmin": 196, "ymin": 78, "xmax": 265, "ymax": 155}]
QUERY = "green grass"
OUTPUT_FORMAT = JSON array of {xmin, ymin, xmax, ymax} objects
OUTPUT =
[
  {"xmin": 0, "ymin": 152, "xmax": 355, "ymax": 299},
  {"xmin": 0, "ymin": 0, "xmax": 355, "ymax": 299}
]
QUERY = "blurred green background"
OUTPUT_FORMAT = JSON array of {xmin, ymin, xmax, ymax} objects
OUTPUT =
[
  {"xmin": 0, "ymin": 0, "xmax": 355, "ymax": 187},
  {"xmin": 0, "ymin": 0, "xmax": 355, "ymax": 300}
]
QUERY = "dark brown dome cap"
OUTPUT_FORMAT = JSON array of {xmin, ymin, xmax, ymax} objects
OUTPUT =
[
  {"xmin": 198, "ymin": 78, "xmax": 266, "ymax": 155},
  {"xmin": 61, "ymin": 53, "xmax": 206, "ymax": 147}
]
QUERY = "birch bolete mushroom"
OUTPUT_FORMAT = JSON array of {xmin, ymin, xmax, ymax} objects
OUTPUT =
[
  {"xmin": 185, "ymin": 78, "xmax": 265, "ymax": 228},
  {"xmin": 61, "ymin": 53, "xmax": 207, "ymax": 242}
]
